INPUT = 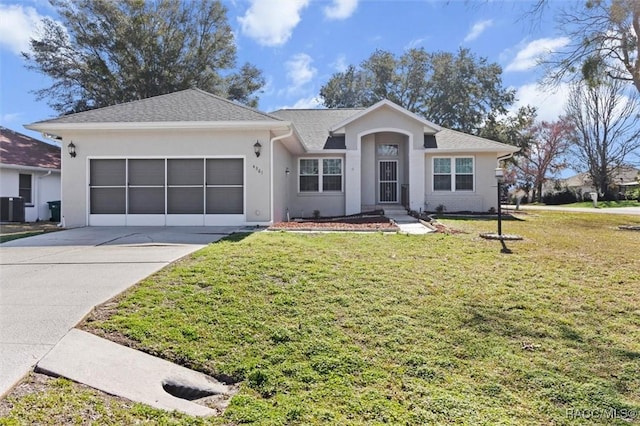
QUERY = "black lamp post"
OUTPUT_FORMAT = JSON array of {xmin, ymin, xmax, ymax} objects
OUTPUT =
[
  {"xmin": 495, "ymin": 167, "xmax": 504, "ymax": 237},
  {"xmin": 495, "ymin": 167, "xmax": 511, "ymax": 253}
]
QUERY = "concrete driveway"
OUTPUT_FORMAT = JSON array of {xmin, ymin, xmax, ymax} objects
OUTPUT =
[{"xmin": 0, "ymin": 226, "xmax": 240, "ymax": 398}]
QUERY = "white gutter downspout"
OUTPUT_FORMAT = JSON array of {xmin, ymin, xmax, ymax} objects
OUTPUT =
[
  {"xmin": 270, "ymin": 127, "xmax": 294, "ymax": 224},
  {"xmin": 497, "ymin": 152, "xmax": 515, "ymax": 164},
  {"xmin": 35, "ymin": 170, "xmax": 53, "ymax": 221}
]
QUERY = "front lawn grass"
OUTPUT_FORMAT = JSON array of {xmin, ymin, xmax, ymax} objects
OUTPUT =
[
  {"xmin": 557, "ymin": 200, "xmax": 640, "ymax": 208},
  {"xmin": 2, "ymin": 212, "xmax": 639, "ymax": 425}
]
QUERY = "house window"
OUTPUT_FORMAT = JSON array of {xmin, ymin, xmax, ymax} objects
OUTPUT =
[
  {"xmin": 455, "ymin": 158, "xmax": 474, "ymax": 191},
  {"xmin": 377, "ymin": 144, "xmax": 399, "ymax": 156},
  {"xmin": 433, "ymin": 157, "xmax": 474, "ymax": 192},
  {"xmin": 433, "ymin": 158, "xmax": 452, "ymax": 191},
  {"xmin": 19, "ymin": 174, "xmax": 32, "ymax": 204},
  {"xmin": 299, "ymin": 158, "xmax": 343, "ymax": 192}
]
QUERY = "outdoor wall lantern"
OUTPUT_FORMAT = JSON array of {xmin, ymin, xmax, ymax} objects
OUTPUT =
[
  {"xmin": 285, "ymin": 167, "xmax": 290, "ymax": 175},
  {"xmin": 254, "ymin": 140, "xmax": 262, "ymax": 157},
  {"xmin": 68, "ymin": 141, "xmax": 77, "ymax": 158}
]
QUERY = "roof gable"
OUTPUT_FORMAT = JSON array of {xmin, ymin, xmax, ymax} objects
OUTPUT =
[
  {"xmin": 270, "ymin": 108, "xmax": 362, "ymax": 150},
  {"xmin": 0, "ymin": 127, "xmax": 60, "ymax": 169},
  {"xmin": 329, "ymin": 100, "xmax": 442, "ymax": 134},
  {"xmin": 28, "ymin": 89, "xmax": 283, "ymax": 126}
]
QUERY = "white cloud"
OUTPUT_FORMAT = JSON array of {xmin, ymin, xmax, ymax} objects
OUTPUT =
[
  {"xmin": 1, "ymin": 112, "xmax": 22, "ymax": 123},
  {"xmin": 0, "ymin": 4, "xmax": 45, "ymax": 55},
  {"xmin": 511, "ymin": 82, "xmax": 571, "ymax": 122},
  {"xmin": 324, "ymin": 0, "xmax": 358, "ymax": 20},
  {"xmin": 285, "ymin": 53, "xmax": 317, "ymax": 94},
  {"xmin": 238, "ymin": 0, "xmax": 310, "ymax": 46},
  {"xmin": 332, "ymin": 54, "xmax": 348, "ymax": 72},
  {"xmin": 505, "ymin": 37, "xmax": 570, "ymax": 72},
  {"xmin": 405, "ymin": 37, "xmax": 427, "ymax": 50},
  {"xmin": 463, "ymin": 19, "xmax": 493, "ymax": 43},
  {"xmin": 280, "ymin": 96, "xmax": 323, "ymax": 109}
]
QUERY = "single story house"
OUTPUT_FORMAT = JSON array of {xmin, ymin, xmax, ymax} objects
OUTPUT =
[
  {"xmin": 549, "ymin": 166, "xmax": 640, "ymax": 199},
  {"xmin": 25, "ymin": 89, "xmax": 518, "ymax": 227},
  {"xmin": 0, "ymin": 126, "xmax": 61, "ymax": 222}
]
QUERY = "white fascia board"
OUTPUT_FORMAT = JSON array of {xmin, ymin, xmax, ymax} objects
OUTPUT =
[
  {"xmin": 424, "ymin": 147, "xmax": 519, "ymax": 155},
  {"xmin": 0, "ymin": 163, "xmax": 61, "ymax": 173},
  {"xmin": 329, "ymin": 100, "xmax": 441, "ymax": 133},
  {"xmin": 25, "ymin": 121, "xmax": 291, "ymax": 133},
  {"xmin": 305, "ymin": 149, "xmax": 347, "ymax": 154}
]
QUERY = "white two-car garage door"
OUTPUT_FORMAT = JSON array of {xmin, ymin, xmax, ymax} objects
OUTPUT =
[{"xmin": 89, "ymin": 158, "xmax": 244, "ymax": 226}]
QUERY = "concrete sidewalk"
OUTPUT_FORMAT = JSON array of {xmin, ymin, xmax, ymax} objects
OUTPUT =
[
  {"xmin": 0, "ymin": 226, "xmax": 240, "ymax": 398},
  {"xmin": 505, "ymin": 204, "xmax": 640, "ymax": 216}
]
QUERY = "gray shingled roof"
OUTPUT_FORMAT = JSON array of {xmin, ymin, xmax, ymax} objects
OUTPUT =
[
  {"xmin": 430, "ymin": 129, "xmax": 518, "ymax": 152},
  {"xmin": 270, "ymin": 108, "xmax": 363, "ymax": 150},
  {"xmin": 31, "ymin": 89, "xmax": 283, "ymax": 124}
]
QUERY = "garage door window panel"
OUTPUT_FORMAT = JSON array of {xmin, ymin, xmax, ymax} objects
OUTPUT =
[
  {"xmin": 128, "ymin": 159, "xmax": 165, "ymax": 214},
  {"xmin": 206, "ymin": 159, "xmax": 243, "ymax": 215},
  {"xmin": 90, "ymin": 159, "xmax": 126, "ymax": 214},
  {"xmin": 168, "ymin": 159, "xmax": 204, "ymax": 214},
  {"xmin": 91, "ymin": 188, "xmax": 125, "ymax": 214}
]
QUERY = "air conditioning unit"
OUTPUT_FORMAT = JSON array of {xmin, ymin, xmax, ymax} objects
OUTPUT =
[{"xmin": 0, "ymin": 197, "xmax": 25, "ymax": 222}]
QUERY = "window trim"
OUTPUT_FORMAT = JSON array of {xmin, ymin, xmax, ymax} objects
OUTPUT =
[
  {"xmin": 432, "ymin": 156, "xmax": 475, "ymax": 192},
  {"xmin": 298, "ymin": 157, "xmax": 344, "ymax": 193},
  {"xmin": 18, "ymin": 173, "xmax": 33, "ymax": 205}
]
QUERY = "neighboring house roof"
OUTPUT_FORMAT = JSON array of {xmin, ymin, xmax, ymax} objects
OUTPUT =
[
  {"xmin": 270, "ymin": 108, "xmax": 363, "ymax": 150},
  {"xmin": 28, "ymin": 88, "xmax": 283, "ymax": 126},
  {"xmin": 563, "ymin": 166, "xmax": 640, "ymax": 188},
  {"xmin": 0, "ymin": 126, "xmax": 60, "ymax": 170}
]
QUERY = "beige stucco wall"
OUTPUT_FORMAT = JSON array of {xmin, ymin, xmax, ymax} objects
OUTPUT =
[
  {"xmin": 360, "ymin": 134, "xmax": 376, "ymax": 206},
  {"xmin": 424, "ymin": 152, "xmax": 498, "ymax": 212},
  {"xmin": 55, "ymin": 128, "xmax": 272, "ymax": 227},
  {"xmin": 272, "ymin": 138, "xmax": 294, "ymax": 222}
]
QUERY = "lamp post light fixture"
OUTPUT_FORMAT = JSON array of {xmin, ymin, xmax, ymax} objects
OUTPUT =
[
  {"xmin": 254, "ymin": 140, "xmax": 262, "ymax": 157},
  {"xmin": 67, "ymin": 141, "xmax": 77, "ymax": 158},
  {"xmin": 495, "ymin": 166, "xmax": 511, "ymax": 253}
]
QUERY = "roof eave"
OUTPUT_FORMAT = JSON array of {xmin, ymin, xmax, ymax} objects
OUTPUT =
[
  {"xmin": 25, "ymin": 121, "xmax": 291, "ymax": 133},
  {"xmin": 424, "ymin": 147, "xmax": 520, "ymax": 155},
  {"xmin": 0, "ymin": 163, "xmax": 61, "ymax": 172}
]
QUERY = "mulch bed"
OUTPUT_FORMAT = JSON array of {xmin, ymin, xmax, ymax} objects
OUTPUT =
[{"xmin": 269, "ymin": 216, "xmax": 399, "ymax": 232}]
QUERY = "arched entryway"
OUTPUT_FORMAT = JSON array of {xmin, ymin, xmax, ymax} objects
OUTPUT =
[{"xmin": 359, "ymin": 130, "xmax": 411, "ymax": 210}]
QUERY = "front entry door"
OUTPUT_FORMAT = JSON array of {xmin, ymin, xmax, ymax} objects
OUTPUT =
[{"xmin": 379, "ymin": 160, "xmax": 398, "ymax": 203}]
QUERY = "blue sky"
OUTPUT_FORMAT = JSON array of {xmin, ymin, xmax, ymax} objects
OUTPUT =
[{"xmin": 0, "ymin": 0, "xmax": 571, "ymax": 142}]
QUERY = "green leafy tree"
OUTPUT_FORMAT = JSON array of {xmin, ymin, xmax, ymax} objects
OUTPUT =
[
  {"xmin": 320, "ymin": 48, "xmax": 515, "ymax": 134},
  {"xmin": 23, "ymin": 0, "xmax": 264, "ymax": 114}
]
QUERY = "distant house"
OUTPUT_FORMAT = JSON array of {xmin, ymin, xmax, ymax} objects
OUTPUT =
[
  {"xmin": 25, "ymin": 89, "xmax": 518, "ymax": 228},
  {"xmin": 555, "ymin": 166, "xmax": 640, "ymax": 199},
  {"xmin": 0, "ymin": 127, "xmax": 61, "ymax": 222}
]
